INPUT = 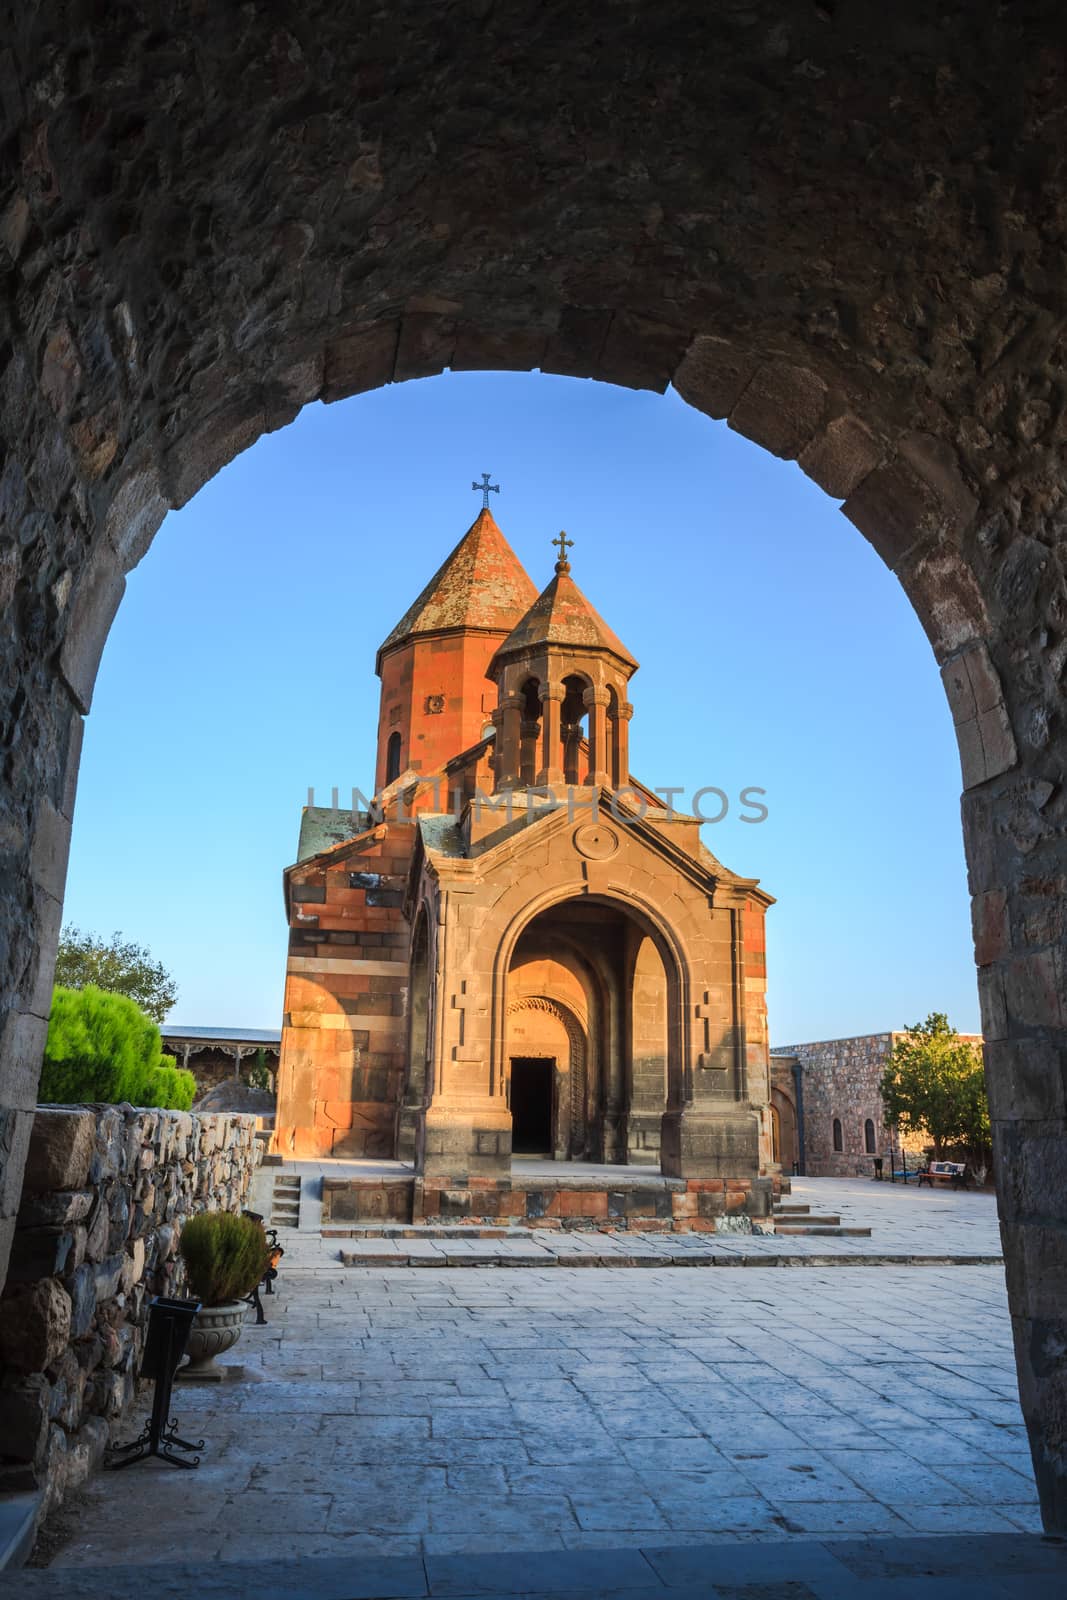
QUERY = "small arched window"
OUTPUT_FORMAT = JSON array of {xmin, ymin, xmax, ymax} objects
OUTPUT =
[
  {"xmin": 864, "ymin": 1118, "xmax": 876, "ymax": 1154},
  {"xmin": 832, "ymin": 1117, "xmax": 843, "ymax": 1152},
  {"xmin": 385, "ymin": 731, "xmax": 402, "ymax": 785}
]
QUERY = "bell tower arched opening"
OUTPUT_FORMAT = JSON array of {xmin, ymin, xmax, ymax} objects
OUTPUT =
[{"xmin": 560, "ymin": 676, "xmax": 588, "ymax": 787}]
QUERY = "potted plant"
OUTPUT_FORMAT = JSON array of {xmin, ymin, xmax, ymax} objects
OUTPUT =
[{"xmin": 177, "ymin": 1210, "xmax": 269, "ymax": 1379}]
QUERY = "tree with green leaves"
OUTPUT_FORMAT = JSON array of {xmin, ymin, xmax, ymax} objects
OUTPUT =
[
  {"xmin": 247, "ymin": 1048, "xmax": 273, "ymax": 1091},
  {"xmin": 41, "ymin": 984, "xmax": 196, "ymax": 1110},
  {"xmin": 55, "ymin": 927, "xmax": 177, "ymax": 1023},
  {"xmin": 879, "ymin": 1012, "xmax": 991, "ymax": 1173}
]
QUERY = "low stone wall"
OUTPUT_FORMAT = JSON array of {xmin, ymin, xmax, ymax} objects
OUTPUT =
[
  {"xmin": 321, "ymin": 1173, "xmax": 779, "ymax": 1230},
  {"xmin": 0, "ymin": 1105, "xmax": 261, "ymax": 1517}
]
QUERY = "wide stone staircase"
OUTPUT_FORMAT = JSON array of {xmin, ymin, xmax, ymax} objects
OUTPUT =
[{"xmin": 773, "ymin": 1200, "xmax": 872, "ymax": 1237}]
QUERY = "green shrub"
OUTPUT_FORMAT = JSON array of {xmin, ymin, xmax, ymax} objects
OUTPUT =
[
  {"xmin": 40, "ymin": 984, "xmax": 196, "ymax": 1110},
  {"xmin": 144, "ymin": 1060, "xmax": 196, "ymax": 1112},
  {"xmin": 179, "ymin": 1211, "xmax": 269, "ymax": 1305}
]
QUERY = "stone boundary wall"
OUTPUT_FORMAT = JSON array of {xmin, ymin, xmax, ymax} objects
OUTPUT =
[
  {"xmin": 0, "ymin": 1105, "xmax": 261, "ymax": 1518},
  {"xmin": 771, "ymin": 1034, "xmax": 982, "ymax": 1177}
]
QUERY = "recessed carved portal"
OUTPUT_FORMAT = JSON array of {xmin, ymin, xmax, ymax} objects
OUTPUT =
[{"xmin": 506, "ymin": 899, "xmax": 674, "ymax": 1166}]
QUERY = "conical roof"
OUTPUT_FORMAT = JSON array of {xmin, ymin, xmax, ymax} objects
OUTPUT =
[
  {"xmin": 490, "ymin": 564, "xmax": 638, "ymax": 674},
  {"xmin": 376, "ymin": 509, "xmax": 538, "ymax": 673}
]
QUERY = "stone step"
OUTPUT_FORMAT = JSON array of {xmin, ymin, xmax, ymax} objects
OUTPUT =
[
  {"xmin": 777, "ymin": 1213, "xmax": 842, "ymax": 1226},
  {"xmin": 325, "ymin": 1224, "xmax": 519, "ymax": 1240},
  {"xmin": 271, "ymin": 1173, "xmax": 301, "ymax": 1229},
  {"xmin": 774, "ymin": 1203, "xmax": 811, "ymax": 1214},
  {"xmin": 774, "ymin": 1224, "xmax": 873, "ymax": 1236},
  {"xmin": 0, "ymin": 1490, "xmax": 40, "ymax": 1571},
  {"xmin": 13, "ymin": 1532, "xmax": 1066, "ymax": 1598}
]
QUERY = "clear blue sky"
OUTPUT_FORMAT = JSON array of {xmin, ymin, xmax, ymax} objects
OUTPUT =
[{"xmin": 61, "ymin": 371, "xmax": 978, "ymax": 1043}]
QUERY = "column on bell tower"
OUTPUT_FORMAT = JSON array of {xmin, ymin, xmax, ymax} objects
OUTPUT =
[
  {"xmin": 583, "ymin": 686, "xmax": 611, "ymax": 788},
  {"xmin": 611, "ymin": 698, "xmax": 634, "ymax": 788},
  {"xmin": 537, "ymin": 683, "xmax": 564, "ymax": 788}
]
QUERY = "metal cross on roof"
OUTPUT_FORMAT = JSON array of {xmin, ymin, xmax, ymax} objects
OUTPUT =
[
  {"xmin": 472, "ymin": 472, "xmax": 500, "ymax": 509},
  {"xmin": 552, "ymin": 530, "xmax": 574, "ymax": 569}
]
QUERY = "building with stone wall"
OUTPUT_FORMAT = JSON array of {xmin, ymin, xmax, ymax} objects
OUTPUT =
[
  {"xmin": 771, "ymin": 1032, "xmax": 982, "ymax": 1177},
  {"xmin": 0, "ymin": 1105, "xmax": 260, "ymax": 1523},
  {"xmin": 274, "ymin": 505, "xmax": 776, "ymax": 1209},
  {"xmin": 160, "ymin": 1026, "xmax": 281, "ymax": 1098}
]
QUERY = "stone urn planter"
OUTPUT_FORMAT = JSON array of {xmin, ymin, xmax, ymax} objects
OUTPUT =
[
  {"xmin": 176, "ymin": 1209, "xmax": 269, "ymax": 1381},
  {"xmin": 180, "ymin": 1300, "xmax": 248, "ymax": 1380}
]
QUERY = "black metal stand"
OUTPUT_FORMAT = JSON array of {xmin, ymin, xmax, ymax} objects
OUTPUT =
[
  {"xmin": 241, "ymin": 1213, "xmax": 283, "ymax": 1325},
  {"xmin": 110, "ymin": 1296, "xmax": 204, "ymax": 1470}
]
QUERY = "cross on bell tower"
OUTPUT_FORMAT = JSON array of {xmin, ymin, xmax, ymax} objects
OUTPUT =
[{"xmin": 552, "ymin": 530, "xmax": 573, "ymax": 572}]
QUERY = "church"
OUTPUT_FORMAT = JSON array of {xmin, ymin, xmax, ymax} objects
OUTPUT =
[{"xmin": 273, "ymin": 493, "xmax": 777, "ymax": 1215}]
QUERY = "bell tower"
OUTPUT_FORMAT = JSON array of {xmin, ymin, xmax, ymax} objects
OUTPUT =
[
  {"xmin": 374, "ymin": 504, "xmax": 537, "ymax": 791},
  {"xmin": 487, "ymin": 533, "xmax": 638, "ymax": 792}
]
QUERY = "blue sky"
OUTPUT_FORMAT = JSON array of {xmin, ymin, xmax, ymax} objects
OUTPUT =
[{"xmin": 62, "ymin": 371, "xmax": 978, "ymax": 1042}]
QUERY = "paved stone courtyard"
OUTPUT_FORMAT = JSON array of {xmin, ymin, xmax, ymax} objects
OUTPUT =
[{"xmin": 34, "ymin": 1181, "xmax": 1037, "ymax": 1573}]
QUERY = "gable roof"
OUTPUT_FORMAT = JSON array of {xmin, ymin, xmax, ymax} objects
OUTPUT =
[
  {"xmin": 376, "ymin": 509, "xmax": 538, "ymax": 672},
  {"xmin": 490, "ymin": 567, "xmax": 638, "ymax": 673},
  {"xmin": 410, "ymin": 783, "xmax": 771, "ymax": 907}
]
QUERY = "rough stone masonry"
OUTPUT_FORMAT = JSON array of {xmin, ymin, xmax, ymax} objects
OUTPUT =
[
  {"xmin": 0, "ymin": 0, "xmax": 1065, "ymax": 1531},
  {"xmin": 0, "ymin": 1106, "xmax": 260, "ymax": 1518}
]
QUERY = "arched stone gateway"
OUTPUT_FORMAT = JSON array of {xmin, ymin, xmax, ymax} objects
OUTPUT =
[{"xmin": 1, "ymin": 4, "xmax": 1066, "ymax": 1527}]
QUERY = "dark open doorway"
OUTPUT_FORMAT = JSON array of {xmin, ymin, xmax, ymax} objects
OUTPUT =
[{"xmin": 510, "ymin": 1057, "xmax": 554, "ymax": 1154}]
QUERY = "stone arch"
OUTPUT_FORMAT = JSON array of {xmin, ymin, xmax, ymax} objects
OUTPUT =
[
  {"xmin": 506, "ymin": 994, "xmax": 587, "ymax": 1160},
  {"xmin": 517, "ymin": 675, "xmax": 542, "ymax": 787},
  {"xmin": 490, "ymin": 884, "xmax": 693, "ymax": 1114},
  {"xmin": 385, "ymin": 730, "xmax": 402, "ymax": 786},
  {"xmin": 0, "ymin": 8, "xmax": 1065, "ymax": 1525},
  {"xmin": 769, "ymin": 1102, "xmax": 781, "ymax": 1166},
  {"xmin": 770, "ymin": 1086, "xmax": 797, "ymax": 1174}
]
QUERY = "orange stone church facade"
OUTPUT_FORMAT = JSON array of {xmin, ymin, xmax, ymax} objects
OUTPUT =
[{"xmin": 274, "ymin": 505, "xmax": 777, "ymax": 1214}]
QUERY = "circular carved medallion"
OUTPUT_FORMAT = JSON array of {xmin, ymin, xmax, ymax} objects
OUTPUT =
[{"xmin": 573, "ymin": 823, "xmax": 619, "ymax": 860}]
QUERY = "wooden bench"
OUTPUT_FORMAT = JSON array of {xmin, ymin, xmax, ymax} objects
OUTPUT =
[{"xmin": 917, "ymin": 1161, "xmax": 970, "ymax": 1189}]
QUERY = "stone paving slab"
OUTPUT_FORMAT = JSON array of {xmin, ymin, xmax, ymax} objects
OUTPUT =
[
  {"xmin": 19, "ymin": 1180, "xmax": 1031, "ymax": 1580},
  {"xmin": 15, "ymin": 1535, "xmax": 1067, "ymax": 1598},
  {"xmin": 338, "ymin": 1246, "xmax": 1005, "ymax": 1268},
  {"xmin": 29, "ymin": 1240, "xmax": 1040, "ymax": 1573}
]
